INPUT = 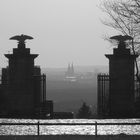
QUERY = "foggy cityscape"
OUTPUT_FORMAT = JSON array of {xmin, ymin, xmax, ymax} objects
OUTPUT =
[{"xmin": 0, "ymin": 0, "xmax": 140, "ymax": 139}]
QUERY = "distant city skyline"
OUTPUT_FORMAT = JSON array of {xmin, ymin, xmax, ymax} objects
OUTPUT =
[{"xmin": 0, "ymin": 0, "xmax": 119, "ymax": 68}]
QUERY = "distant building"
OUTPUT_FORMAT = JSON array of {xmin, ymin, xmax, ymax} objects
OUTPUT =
[
  {"xmin": 0, "ymin": 35, "xmax": 53, "ymax": 118},
  {"xmin": 65, "ymin": 63, "xmax": 77, "ymax": 82}
]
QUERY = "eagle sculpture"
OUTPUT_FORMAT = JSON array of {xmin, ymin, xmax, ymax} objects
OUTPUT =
[
  {"xmin": 110, "ymin": 35, "xmax": 133, "ymax": 42},
  {"xmin": 10, "ymin": 34, "xmax": 33, "ymax": 43},
  {"xmin": 110, "ymin": 35, "xmax": 133, "ymax": 49}
]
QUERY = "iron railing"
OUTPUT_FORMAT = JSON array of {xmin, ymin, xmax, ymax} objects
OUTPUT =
[{"xmin": 0, "ymin": 121, "xmax": 140, "ymax": 136}]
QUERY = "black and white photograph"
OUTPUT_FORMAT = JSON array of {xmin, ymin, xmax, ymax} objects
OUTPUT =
[{"xmin": 0, "ymin": 0, "xmax": 139, "ymax": 140}]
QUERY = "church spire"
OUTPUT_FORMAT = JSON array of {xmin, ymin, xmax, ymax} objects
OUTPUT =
[{"xmin": 71, "ymin": 63, "xmax": 74, "ymax": 75}]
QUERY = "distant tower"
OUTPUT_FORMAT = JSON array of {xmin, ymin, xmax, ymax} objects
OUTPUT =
[
  {"xmin": 65, "ymin": 63, "xmax": 76, "ymax": 82},
  {"xmin": 105, "ymin": 35, "xmax": 138, "ymax": 118},
  {"xmin": 65, "ymin": 63, "xmax": 75, "ymax": 77},
  {"xmin": 67, "ymin": 63, "xmax": 71, "ymax": 75},
  {"xmin": 4, "ymin": 35, "xmax": 39, "ymax": 117},
  {"xmin": 71, "ymin": 63, "xmax": 74, "ymax": 75}
]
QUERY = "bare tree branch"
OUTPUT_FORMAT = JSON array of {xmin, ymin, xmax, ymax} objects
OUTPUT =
[{"xmin": 100, "ymin": 0, "xmax": 140, "ymax": 81}]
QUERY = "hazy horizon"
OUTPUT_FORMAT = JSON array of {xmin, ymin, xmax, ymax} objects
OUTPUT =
[
  {"xmin": 0, "ymin": 0, "xmax": 118, "ymax": 68},
  {"xmin": 41, "ymin": 64, "xmax": 108, "ymax": 69}
]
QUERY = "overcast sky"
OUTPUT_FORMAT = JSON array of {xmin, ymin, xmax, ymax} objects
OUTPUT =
[{"xmin": 0, "ymin": 0, "xmax": 118, "ymax": 68}]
